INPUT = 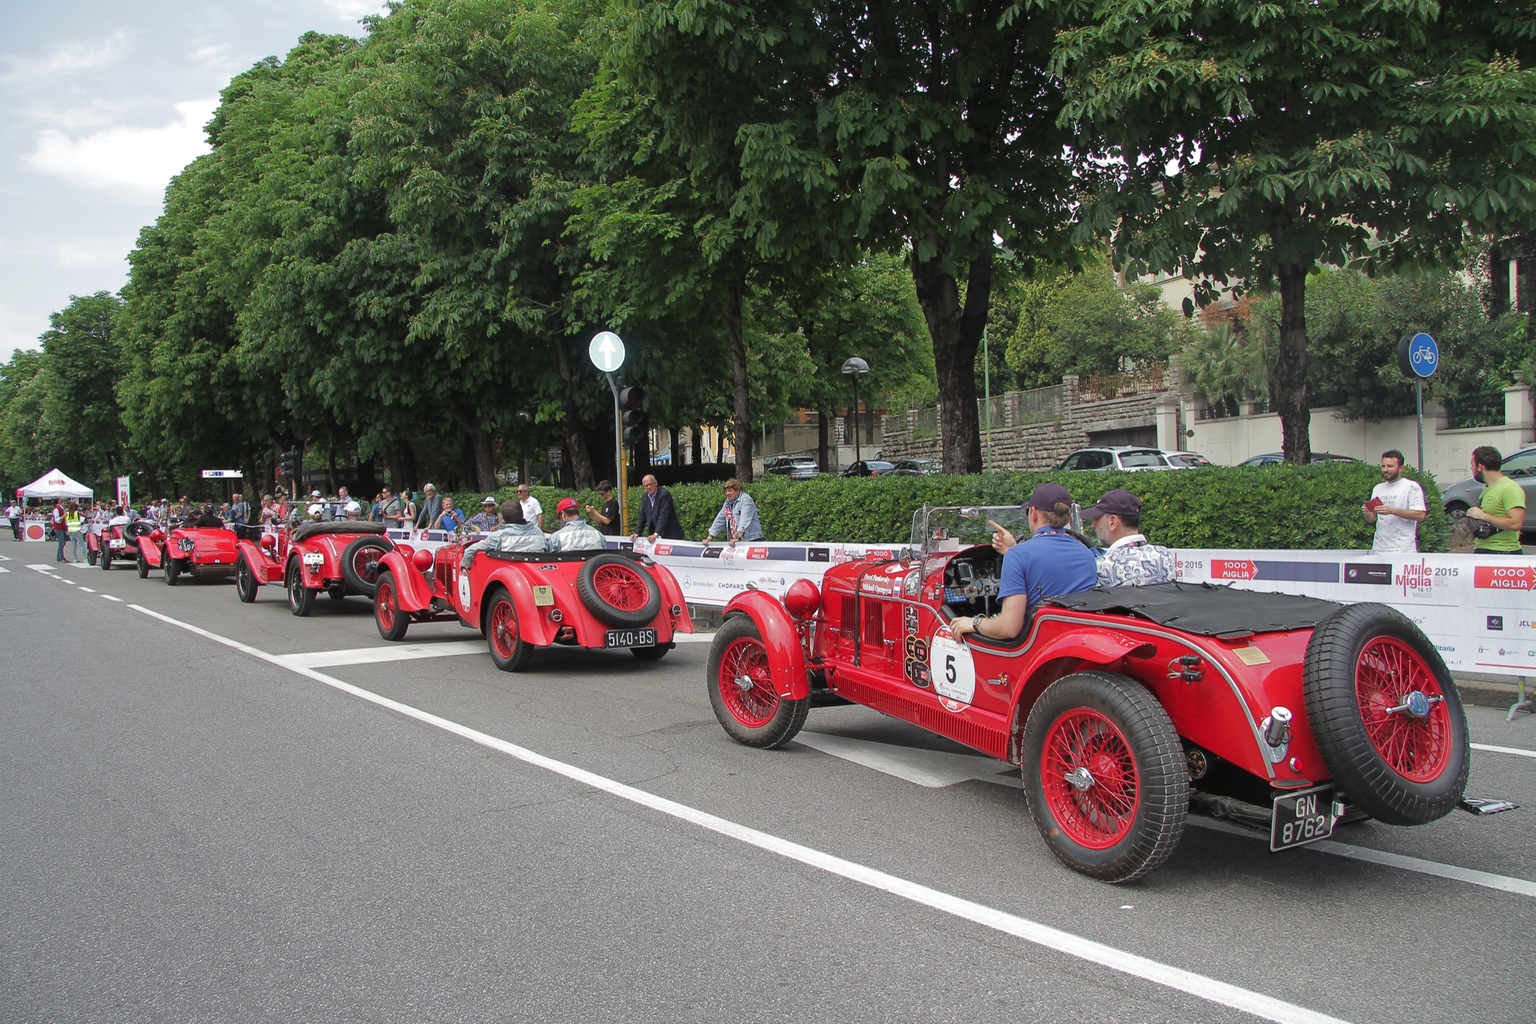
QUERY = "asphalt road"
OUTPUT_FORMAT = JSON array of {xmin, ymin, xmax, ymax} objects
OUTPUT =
[{"xmin": 3, "ymin": 547, "xmax": 1534, "ymax": 1024}]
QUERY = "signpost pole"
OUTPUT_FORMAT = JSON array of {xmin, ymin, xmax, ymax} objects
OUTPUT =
[
  {"xmin": 1397, "ymin": 332, "xmax": 1439, "ymax": 472},
  {"xmin": 1416, "ymin": 380, "xmax": 1425, "ymax": 472},
  {"xmin": 589, "ymin": 332, "xmax": 629, "ymax": 532}
]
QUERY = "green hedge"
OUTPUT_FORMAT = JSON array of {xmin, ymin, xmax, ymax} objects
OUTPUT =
[{"xmin": 451, "ymin": 463, "xmax": 1448, "ymax": 551}]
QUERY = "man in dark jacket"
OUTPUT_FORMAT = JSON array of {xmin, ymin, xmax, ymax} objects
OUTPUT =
[{"xmin": 633, "ymin": 474, "xmax": 684, "ymax": 542}]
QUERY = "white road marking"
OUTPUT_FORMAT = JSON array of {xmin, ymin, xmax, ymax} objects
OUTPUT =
[
  {"xmin": 795, "ymin": 731, "xmax": 1020, "ymax": 788},
  {"xmin": 1472, "ymin": 742, "xmax": 1536, "ymax": 759},
  {"xmin": 101, "ymin": 594, "xmax": 122, "ymax": 602},
  {"xmin": 78, "ymin": 587, "xmax": 95, "ymax": 593},
  {"xmin": 672, "ymin": 631, "xmax": 712, "ymax": 644},
  {"xmin": 126, "ymin": 601, "xmax": 1351, "ymax": 1024},
  {"xmin": 0, "ymin": 552, "xmax": 11, "ymax": 561},
  {"xmin": 1188, "ymin": 818, "xmax": 1536, "ymax": 898},
  {"xmin": 276, "ymin": 641, "xmax": 487, "ymax": 670},
  {"xmin": 0, "ymin": 566, "xmax": 8, "ymax": 573}
]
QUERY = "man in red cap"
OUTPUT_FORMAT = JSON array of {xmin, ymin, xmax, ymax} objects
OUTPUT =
[
  {"xmin": 950, "ymin": 483, "xmax": 1097, "ymax": 643},
  {"xmin": 549, "ymin": 497, "xmax": 605, "ymax": 552}
]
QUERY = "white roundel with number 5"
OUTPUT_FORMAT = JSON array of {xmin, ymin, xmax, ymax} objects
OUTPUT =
[{"xmin": 928, "ymin": 627, "xmax": 976, "ymax": 705}]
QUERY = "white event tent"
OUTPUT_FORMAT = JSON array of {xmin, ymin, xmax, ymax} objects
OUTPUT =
[{"xmin": 18, "ymin": 468, "xmax": 94, "ymax": 501}]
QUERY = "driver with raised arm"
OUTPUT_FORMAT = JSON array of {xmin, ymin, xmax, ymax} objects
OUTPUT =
[{"xmin": 949, "ymin": 483, "xmax": 1097, "ymax": 642}]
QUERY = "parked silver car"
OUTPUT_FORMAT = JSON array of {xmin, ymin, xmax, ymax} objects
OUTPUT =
[{"xmin": 1058, "ymin": 446, "xmax": 1174, "ymax": 471}]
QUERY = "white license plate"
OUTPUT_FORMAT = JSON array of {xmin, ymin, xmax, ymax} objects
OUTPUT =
[
  {"xmin": 604, "ymin": 628, "xmax": 657, "ymax": 649},
  {"xmin": 111, "ymin": 539, "xmax": 127, "ymax": 549},
  {"xmin": 302, "ymin": 553, "xmax": 324, "ymax": 566},
  {"xmin": 1270, "ymin": 784, "xmax": 1335, "ymax": 852}
]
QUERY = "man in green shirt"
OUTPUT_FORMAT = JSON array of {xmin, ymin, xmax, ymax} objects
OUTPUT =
[{"xmin": 1466, "ymin": 445, "xmax": 1527, "ymax": 554}]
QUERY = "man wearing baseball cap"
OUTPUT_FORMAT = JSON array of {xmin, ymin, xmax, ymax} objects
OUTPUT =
[
  {"xmin": 1083, "ymin": 488, "xmax": 1177, "ymax": 587},
  {"xmin": 950, "ymin": 482, "xmax": 1097, "ymax": 643},
  {"xmin": 549, "ymin": 497, "xmax": 605, "ymax": 552}
]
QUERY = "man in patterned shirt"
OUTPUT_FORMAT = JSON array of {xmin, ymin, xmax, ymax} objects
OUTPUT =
[{"xmin": 1084, "ymin": 488, "xmax": 1177, "ymax": 587}]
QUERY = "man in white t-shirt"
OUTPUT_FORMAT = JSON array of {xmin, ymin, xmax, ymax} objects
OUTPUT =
[
  {"xmin": 517, "ymin": 483, "xmax": 543, "ymax": 530},
  {"xmin": 1363, "ymin": 449, "xmax": 1426, "ymax": 552}
]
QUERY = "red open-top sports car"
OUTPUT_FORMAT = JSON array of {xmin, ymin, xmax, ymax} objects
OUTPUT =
[
  {"xmin": 93, "ymin": 520, "xmax": 153, "ymax": 570},
  {"xmin": 707, "ymin": 505, "xmax": 1475, "ymax": 883},
  {"xmin": 232, "ymin": 521, "xmax": 394, "ymax": 614},
  {"xmin": 372, "ymin": 541, "xmax": 692, "ymax": 671},
  {"xmin": 137, "ymin": 521, "xmax": 241, "ymax": 584}
]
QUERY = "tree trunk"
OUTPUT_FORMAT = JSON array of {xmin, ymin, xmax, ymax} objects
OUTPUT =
[
  {"xmin": 1275, "ymin": 263, "xmax": 1312, "ymax": 463},
  {"xmin": 471, "ymin": 427, "xmax": 496, "ymax": 493},
  {"xmin": 817, "ymin": 406, "xmax": 830, "ymax": 470},
  {"xmin": 720, "ymin": 281, "xmax": 753, "ymax": 482},
  {"xmin": 554, "ymin": 337, "xmax": 596, "ymax": 489},
  {"xmin": 912, "ymin": 247, "xmax": 989, "ymax": 474},
  {"xmin": 691, "ymin": 427, "xmax": 702, "ymax": 466}
]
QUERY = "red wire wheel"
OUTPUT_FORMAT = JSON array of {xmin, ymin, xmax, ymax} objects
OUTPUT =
[
  {"xmin": 375, "ymin": 571, "xmax": 408, "ymax": 642},
  {"xmin": 1039, "ymin": 708, "xmax": 1140, "ymax": 849},
  {"xmin": 1305, "ymin": 604, "xmax": 1469, "ymax": 825},
  {"xmin": 485, "ymin": 589, "xmax": 532, "ymax": 672},
  {"xmin": 577, "ymin": 553, "xmax": 662, "ymax": 628},
  {"xmin": 1354, "ymin": 636, "xmax": 1454, "ymax": 782},
  {"xmin": 1022, "ymin": 672, "xmax": 1187, "ymax": 883},
  {"xmin": 706, "ymin": 616, "xmax": 807, "ymax": 748}
]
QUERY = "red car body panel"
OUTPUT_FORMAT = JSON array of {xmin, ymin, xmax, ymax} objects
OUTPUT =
[
  {"xmin": 235, "ymin": 521, "xmax": 390, "ymax": 595},
  {"xmin": 163, "ymin": 524, "xmax": 242, "ymax": 577}
]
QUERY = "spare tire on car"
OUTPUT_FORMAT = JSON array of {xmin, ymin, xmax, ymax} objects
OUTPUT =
[
  {"xmin": 576, "ymin": 553, "xmax": 662, "ymax": 628},
  {"xmin": 341, "ymin": 536, "xmax": 393, "ymax": 598},
  {"xmin": 1302, "ymin": 603, "xmax": 1469, "ymax": 826}
]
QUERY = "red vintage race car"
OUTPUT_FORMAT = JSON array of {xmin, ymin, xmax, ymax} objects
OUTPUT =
[
  {"xmin": 707, "ymin": 505, "xmax": 1476, "ymax": 883},
  {"xmin": 372, "ymin": 542, "xmax": 693, "ymax": 671},
  {"xmin": 137, "ymin": 521, "xmax": 242, "ymax": 584},
  {"xmin": 232, "ymin": 521, "xmax": 394, "ymax": 615},
  {"xmin": 94, "ymin": 520, "xmax": 154, "ymax": 571}
]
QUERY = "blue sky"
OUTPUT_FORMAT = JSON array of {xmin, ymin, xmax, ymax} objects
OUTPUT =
[{"xmin": 0, "ymin": 0, "xmax": 388, "ymax": 362}]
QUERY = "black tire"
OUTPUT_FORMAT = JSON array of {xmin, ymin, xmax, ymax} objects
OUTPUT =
[
  {"xmin": 707, "ymin": 615, "xmax": 809, "ymax": 748},
  {"xmin": 100, "ymin": 549, "xmax": 110, "ymax": 570},
  {"xmin": 136, "ymin": 554, "xmax": 149, "ymax": 579},
  {"xmin": 374, "ymin": 571, "xmax": 409, "ymax": 641},
  {"xmin": 287, "ymin": 562, "xmax": 314, "ymax": 617},
  {"xmin": 1444, "ymin": 501, "xmax": 1470, "ymax": 517},
  {"xmin": 484, "ymin": 588, "xmax": 534, "ymax": 672},
  {"xmin": 87, "ymin": 546, "xmax": 97, "ymax": 566},
  {"xmin": 1021, "ymin": 671, "xmax": 1188, "ymax": 884},
  {"xmin": 1303, "ymin": 603, "xmax": 1469, "ymax": 826},
  {"xmin": 165, "ymin": 552, "xmax": 180, "ymax": 586},
  {"xmin": 631, "ymin": 644, "xmax": 671, "ymax": 662},
  {"xmin": 576, "ymin": 553, "xmax": 662, "ymax": 628},
  {"xmin": 235, "ymin": 557, "xmax": 258, "ymax": 603},
  {"xmin": 340, "ymin": 536, "xmax": 392, "ymax": 598}
]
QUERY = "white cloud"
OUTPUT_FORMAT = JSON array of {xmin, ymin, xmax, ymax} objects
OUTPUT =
[
  {"xmin": 0, "ymin": 30, "xmax": 132, "ymax": 82},
  {"xmin": 50, "ymin": 243, "xmax": 119, "ymax": 269},
  {"xmin": 315, "ymin": 0, "xmax": 390, "ymax": 22},
  {"xmin": 21, "ymin": 97, "xmax": 216, "ymax": 196}
]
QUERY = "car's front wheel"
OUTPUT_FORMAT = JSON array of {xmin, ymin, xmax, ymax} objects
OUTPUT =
[
  {"xmin": 484, "ymin": 587, "xmax": 533, "ymax": 672},
  {"xmin": 374, "ymin": 571, "xmax": 409, "ymax": 641},
  {"xmin": 235, "ymin": 557, "xmax": 258, "ymax": 603},
  {"xmin": 164, "ymin": 552, "xmax": 180, "ymax": 586},
  {"xmin": 707, "ymin": 615, "xmax": 808, "ymax": 748},
  {"xmin": 1022, "ymin": 671, "xmax": 1188, "ymax": 883}
]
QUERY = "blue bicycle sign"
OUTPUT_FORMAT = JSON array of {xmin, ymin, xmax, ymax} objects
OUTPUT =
[{"xmin": 1397, "ymin": 332, "xmax": 1439, "ymax": 380}]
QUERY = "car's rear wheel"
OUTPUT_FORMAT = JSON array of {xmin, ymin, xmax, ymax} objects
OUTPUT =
[
  {"xmin": 136, "ymin": 554, "xmax": 149, "ymax": 579},
  {"xmin": 707, "ymin": 615, "xmax": 807, "ymax": 748},
  {"xmin": 100, "ymin": 549, "xmax": 110, "ymax": 570},
  {"xmin": 485, "ymin": 588, "xmax": 533, "ymax": 672},
  {"xmin": 577, "ymin": 553, "xmax": 662, "ymax": 628},
  {"xmin": 375, "ymin": 571, "xmax": 408, "ymax": 641},
  {"xmin": 287, "ymin": 563, "xmax": 314, "ymax": 617},
  {"xmin": 87, "ymin": 546, "xmax": 97, "ymax": 566},
  {"xmin": 164, "ymin": 552, "xmax": 180, "ymax": 586},
  {"xmin": 341, "ymin": 536, "xmax": 391, "ymax": 598},
  {"xmin": 235, "ymin": 556, "xmax": 258, "ymax": 603},
  {"xmin": 631, "ymin": 644, "xmax": 670, "ymax": 662},
  {"xmin": 1022, "ymin": 671, "xmax": 1188, "ymax": 883},
  {"xmin": 1304, "ymin": 603, "xmax": 1469, "ymax": 825}
]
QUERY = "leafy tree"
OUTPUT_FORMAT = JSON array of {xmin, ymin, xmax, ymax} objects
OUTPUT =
[
  {"xmin": 1052, "ymin": 0, "xmax": 1536, "ymax": 462},
  {"xmin": 0, "ymin": 349, "xmax": 47, "ymax": 485},
  {"xmin": 609, "ymin": 1, "xmax": 1078, "ymax": 474}
]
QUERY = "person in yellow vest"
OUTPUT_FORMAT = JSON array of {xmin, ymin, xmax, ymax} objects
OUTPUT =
[{"xmin": 65, "ymin": 503, "xmax": 85, "ymax": 562}]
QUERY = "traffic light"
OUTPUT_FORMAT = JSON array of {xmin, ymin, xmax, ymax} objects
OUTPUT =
[
  {"xmin": 620, "ymin": 386, "xmax": 647, "ymax": 446},
  {"xmin": 279, "ymin": 449, "xmax": 301, "ymax": 480}
]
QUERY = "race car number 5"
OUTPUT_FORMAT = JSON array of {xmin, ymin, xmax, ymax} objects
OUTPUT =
[{"xmin": 928, "ymin": 628, "xmax": 976, "ymax": 705}]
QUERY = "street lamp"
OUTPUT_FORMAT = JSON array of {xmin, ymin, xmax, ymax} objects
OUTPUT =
[{"xmin": 841, "ymin": 356, "xmax": 870, "ymax": 467}]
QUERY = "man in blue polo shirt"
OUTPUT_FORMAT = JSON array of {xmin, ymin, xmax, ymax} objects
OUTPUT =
[{"xmin": 949, "ymin": 482, "xmax": 1097, "ymax": 643}]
